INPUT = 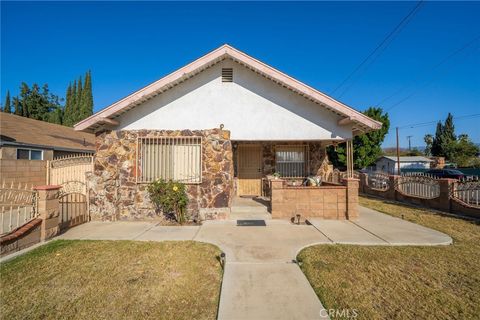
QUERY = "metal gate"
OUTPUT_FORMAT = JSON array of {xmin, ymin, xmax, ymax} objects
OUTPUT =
[
  {"xmin": 58, "ymin": 181, "xmax": 88, "ymax": 231},
  {"xmin": 48, "ymin": 155, "xmax": 93, "ymax": 230}
]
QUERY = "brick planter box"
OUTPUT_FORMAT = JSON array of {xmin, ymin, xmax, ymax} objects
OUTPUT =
[{"xmin": 270, "ymin": 178, "xmax": 359, "ymax": 220}]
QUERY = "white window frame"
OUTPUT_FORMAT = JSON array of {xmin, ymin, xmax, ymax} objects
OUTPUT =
[
  {"xmin": 136, "ymin": 136, "xmax": 202, "ymax": 184},
  {"xmin": 275, "ymin": 145, "xmax": 309, "ymax": 178},
  {"xmin": 16, "ymin": 148, "xmax": 44, "ymax": 160}
]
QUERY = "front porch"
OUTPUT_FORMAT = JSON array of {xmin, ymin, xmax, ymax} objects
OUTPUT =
[{"xmin": 231, "ymin": 140, "xmax": 357, "ymax": 220}]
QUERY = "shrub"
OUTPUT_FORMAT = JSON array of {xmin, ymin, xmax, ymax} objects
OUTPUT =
[{"xmin": 147, "ymin": 179, "xmax": 189, "ymax": 224}]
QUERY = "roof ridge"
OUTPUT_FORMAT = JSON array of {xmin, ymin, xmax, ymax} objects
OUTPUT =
[{"xmin": 74, "ymin": 44, "xmax": 382, "ymax": 132}]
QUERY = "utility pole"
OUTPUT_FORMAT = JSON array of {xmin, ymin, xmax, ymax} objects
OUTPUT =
[
  {"xmin": 396, "ymin": 127, "xmax": 401, "ymax": 175},
  {"xmin": 406, "ymin": 135, "xmax": 413, "ymax": 151}
]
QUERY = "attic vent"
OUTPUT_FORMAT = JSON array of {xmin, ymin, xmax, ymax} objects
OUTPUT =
[{"xmin": 222, "ymin": 68, "xmax": 233, "ymax": 82}]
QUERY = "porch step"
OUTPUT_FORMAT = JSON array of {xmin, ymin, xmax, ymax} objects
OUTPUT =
[
  {"xmin": 229, "ymin": 211, "xmax": 271, "ymax": 220},
  {"xmin": 230, "ymin": 206, "xmax": 270, "ymax": 214},
  {"xmin": 230, "ymin": 196, "xmax": 271, "ymax": 220}
]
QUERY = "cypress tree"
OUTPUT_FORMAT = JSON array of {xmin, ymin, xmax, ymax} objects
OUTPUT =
[
  {"xmin": 63, "ymin": 83, "xmax": 72, "ymax": 126},
  {"xmin": 81, "ymin": 70, "xmax": 93, "ymax": 120},
  {"xmin": 443, "ymin": 113, "xmax": 456, "ymax": 143},
  {"xmin": 70, "ymin": 80, "xmax": 77, "ymax": 126},
  {"xmin": 431, "ymin": 121, "xmax": 444, "ymax": 157},
  {"xmin": 20, "ymin": 83, "xmax": 30, "ymax": 117},
  {"xmin": 75, "ymin": 76, "xmax": 83, "ymax": 124},
  {"xmin": 442, "ymin": 113, "xmax": 457, "ymax": 160},
  {"xmin": 13, "ymin": 97, "xmax": 22, "ymax": 115},
  {"xmin": 3, "ymin": 91, "xmax": 11, "ymax": 113}
]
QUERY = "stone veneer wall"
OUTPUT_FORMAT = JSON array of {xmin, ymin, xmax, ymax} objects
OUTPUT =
[{"xmin": 88, "ymin": 129, "xmax": 233, "ymax": 221}]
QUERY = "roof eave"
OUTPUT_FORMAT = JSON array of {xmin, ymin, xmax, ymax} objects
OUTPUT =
[{"xmin": 75, "ymin": 44, "xmax": 382, "ymax": 133}]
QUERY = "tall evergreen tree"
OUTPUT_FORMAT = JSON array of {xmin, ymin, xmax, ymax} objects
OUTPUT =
[
  {"xmin": 431, "ymin": 121, "xmax": 444, "ymax": 156},
  {"xmin": 442, "ymin": 113, "xmax": 456, "ymax": 160},
  {"xmin": 48, "ymin": 106, "xmax": 63, "ymax": 124},
  {"xmin": 70, "ymin": 79, "xmax": 77, "ymax": 126},
  {"xmin": 63, "ymin": 83, "xmax": 73, "ymax": 126},
  {"xmin": 3, "ymin": 91, "xmax": 11, "ymax": 113},
  {"xmin": 431, "ymin": 113, "xmax": 458, "ymax": 160},
  {"xmin": 80, "ymin": 70, "xmax": 93, "ymax": 119},
  {"xmin": 20, "ymin": 83, "xmax": 30, "ymax": 117},
  {"xmin": 74, "ymin": 76, "xmax": 83, "ymax": 123},
  {"xmin": 443, "ymin": 113, "xmax": 456, "ymax": 142},
  {"xmin": 13, "ymin": 97, "xmax": 22, "ymax": 115}
]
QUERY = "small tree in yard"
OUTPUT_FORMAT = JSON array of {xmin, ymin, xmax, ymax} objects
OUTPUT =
[
  {"xmin": 328, "ymin": 107, "xmax": 390, "ymax": 169},
  {"xmin": 147, "ymin": 179, "xmax": 189, "ymax": 224}
]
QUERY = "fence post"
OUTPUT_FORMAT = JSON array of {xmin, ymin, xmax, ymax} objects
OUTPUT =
[
  {"xmin": 33, "ymin": 185, "xmax": 62, "ymax": 241},
  {"xmin": 389, "ymin": 175, "xmax": 398, "ymax": 201},
  {"xmin": 359, "ymin": 173, "xmax": 367, "ymax": 193},
  {"xmin": 345, "ymin": 178, "xmax": 359, "ymax": 219},
  {"xmin": 439, "ymin": 179, "xmax": 455, "ymax": 212}
]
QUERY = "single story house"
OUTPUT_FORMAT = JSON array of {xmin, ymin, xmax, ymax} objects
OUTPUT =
[
  {"xmin": 376, "ymin": 156, "xmax": 434, "ymax": 174},
  {"xmin": 0, "ymin": 113, "xmax": 94, "ymax": 184},
  {"xmin": 75, "ymin": 44, "xmax": 381, "ymax": 221}
]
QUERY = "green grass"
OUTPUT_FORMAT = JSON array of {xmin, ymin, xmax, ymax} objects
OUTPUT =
[
  {"xmin": 1, "ymin": 240, "xmax": 223, "ymax": 320},
  {"xmin": 298, "ymin": 196, "xmax": 480, "ymax": 319}
]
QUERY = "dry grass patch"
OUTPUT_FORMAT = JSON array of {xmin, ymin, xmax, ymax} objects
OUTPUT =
[
  {"xmin": 1, "ymin": 240, "xmax": 223, "ymax": 320},
  {"xmin": 298, "ymin": 196, "xmax": 480, "ymax": 319}
]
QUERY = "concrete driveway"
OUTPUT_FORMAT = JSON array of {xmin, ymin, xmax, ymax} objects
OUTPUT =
[{"xmin": 55, "ymin": 206, "xmax": 452, "ymax": 320}]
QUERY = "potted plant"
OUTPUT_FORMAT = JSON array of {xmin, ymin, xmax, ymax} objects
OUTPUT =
[{"xmin": 272, "ymin": 172, "xmax": 281, "ymax": 180}]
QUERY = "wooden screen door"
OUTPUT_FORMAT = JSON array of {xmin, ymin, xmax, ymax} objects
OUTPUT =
[{"xmin": 237, "ymin": 145, "xmax": 263, "ymax": 196}]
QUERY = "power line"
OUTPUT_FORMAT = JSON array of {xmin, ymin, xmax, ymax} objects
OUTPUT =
[
  {"xmin": 394, "ymin": 113, "xmax": 480, "ymax": 130},
  {"xmin": 378, "ymin": 34, "xmax": 480, "ymax": 107},
  {"xmin": 385, "ymin": 38, "xmax": 480, "ymax": 111},
  {"xmin": 330, "ymin": 1, "xmax": 424, "ymax": 97}
]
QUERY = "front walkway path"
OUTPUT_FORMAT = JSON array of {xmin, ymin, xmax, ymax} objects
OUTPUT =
[
  {"xmin": 308, "ymin": 206, "xmax": 452, "ymax": 246},
  {"xmin": 57, "ymin": 206, "xmax": 452, "ymax": 320}
]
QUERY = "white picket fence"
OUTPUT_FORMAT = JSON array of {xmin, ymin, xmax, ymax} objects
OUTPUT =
[{"xmin": 0, "ymin": 181, "xmax": 37, "ymax": 235}]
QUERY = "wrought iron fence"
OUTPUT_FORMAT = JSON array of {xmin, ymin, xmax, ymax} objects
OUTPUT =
[
  {"xmin": 452, "ymin": 180, "xmax": 480, "ymax": 208},
  {"xmin": 395, "ymin": 175, "xmax": 440, "ymax": 199},
  {"xmin": 325, "ymin": 169, "xmax": 342, "ymax": 185},
  {"xmin": 0, "ymin": 181, "xmax": 38, "ymax": 235},
  {"xmin": 401, "ymin": 171, "xmax": 439, "ymax": 179},
  {"xmin": 366, "ymin": 171, "xmax": 390, "ymax": 191}
]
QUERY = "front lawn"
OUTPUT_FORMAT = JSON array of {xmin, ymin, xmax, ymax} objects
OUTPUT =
[
  {"xmin": 298, "ymin": 196, "xmax": 480, "ymax": 319},
  {"xmin": 0, "ymin": 240, "xmax": 223, "ymax": 320}
]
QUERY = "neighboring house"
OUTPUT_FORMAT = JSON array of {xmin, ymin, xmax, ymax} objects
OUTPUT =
[
  {"xmin": 0, "ymin": 113, "xmax": 95, "ymax": 184},
  {"xmin": 376, "ymin": 156, "xmax": 434, "ymax": 174},
  {"xmin": 75, "ymin": 44, "xmax": 381, "ymax": 221}
]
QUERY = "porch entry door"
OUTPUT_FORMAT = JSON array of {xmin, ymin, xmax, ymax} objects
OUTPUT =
[{"xmin": 237, "ymin": 145, "xmax": 263, "ymax": 196}]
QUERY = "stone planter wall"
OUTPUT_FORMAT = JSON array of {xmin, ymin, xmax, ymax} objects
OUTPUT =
[{"xmin": 88, "ymin": 129, "xmax": 234, "ymax": 221}]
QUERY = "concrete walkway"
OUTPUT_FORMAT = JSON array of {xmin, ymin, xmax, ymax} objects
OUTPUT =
[
  {"xmin": 308, "ymin": 206, "xmax": 452, "ymax": 246},
  {"xmin": 55, "ymin": 206, "xmax": 452, "ymax": 320}
]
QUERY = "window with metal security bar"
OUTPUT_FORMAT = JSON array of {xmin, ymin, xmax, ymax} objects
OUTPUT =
[
  {"xmin": 222, "ymin": 68, "xmax": 233, "ymax": 82},
  {"xmin": 275, "ymin": 145, "xmax": 309, "ymax": 178},
  {"xmin": 137, "ymin": 137, "xmax": 202, "ymax": 184}
]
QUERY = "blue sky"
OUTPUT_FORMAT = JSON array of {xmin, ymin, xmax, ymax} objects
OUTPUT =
[{"xmin": 1, "ymin": 1, "xmax": 479, "ymax": 147}]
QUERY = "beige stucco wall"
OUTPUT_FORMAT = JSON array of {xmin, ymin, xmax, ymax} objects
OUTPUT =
[
  {"xmin": 0, "ymin": 159, "xmax": 47, "ymax": 185},
  {"xmin": 117, "ymin": 59, "xmax": 354, "ymax": 141}
]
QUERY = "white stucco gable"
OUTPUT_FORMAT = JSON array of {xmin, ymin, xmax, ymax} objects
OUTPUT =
[{"xmin": 117, "ymin": 59, "xmax": 353, "ymax": 141}]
